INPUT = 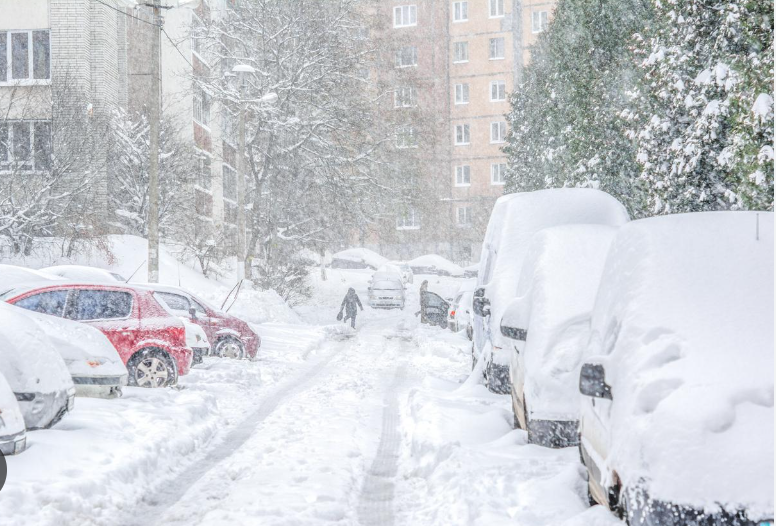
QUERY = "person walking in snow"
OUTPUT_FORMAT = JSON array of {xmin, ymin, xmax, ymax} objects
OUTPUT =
[{"xmin": 338, "ymin": 287, "xmax": 363, "ymax": 329}]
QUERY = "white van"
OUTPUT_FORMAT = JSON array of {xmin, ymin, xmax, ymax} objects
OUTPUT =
[{"xmin": 472, "ymin": 189, "xmax": 629, "ymax": 393}]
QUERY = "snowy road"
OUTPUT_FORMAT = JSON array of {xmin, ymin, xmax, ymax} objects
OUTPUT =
[{"xmin": 1, "ymin": 272, "xmax": 621, "ymax": 526}]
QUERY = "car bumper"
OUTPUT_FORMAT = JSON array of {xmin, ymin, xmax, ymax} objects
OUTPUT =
[
  {"xmin": 243, "ymin": 335, "xmax": 260, "ymax": 359},
  {"xmin": 624, "ymin": 487, "xmax": 769, "ymax": 526},
  {"xmin": 369, "ymin": 299, "xmax": 404, "ymax": 309},
  {"xmin": 191, "ymin": 347, "xmax": 208, "ymax": 365},
  {"xmin": 17, "ymin": 387, "xmax": 75, "ymax": 430},
  {"xmin": 0, "ymin": 430, "xmax": 27, "ymax": 456},
  {"xmin": 72, "ymin": 374, "xmax": 127, "ymax": 399}
]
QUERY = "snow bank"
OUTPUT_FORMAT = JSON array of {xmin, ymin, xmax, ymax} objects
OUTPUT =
[
  {"xmin": 503, "ymin": 225, "xmax": 616, "ymax": 421},
  {"xmin": 408, "ymin": 254, "xmax": 464, "ymax": 276},
  {"xmin": 588, "ymin": 211, "xmax": 773, "ymax": 517}
]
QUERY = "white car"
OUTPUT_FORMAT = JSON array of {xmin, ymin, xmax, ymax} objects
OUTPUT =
[
  {"xmin": 499, "ymin": 224, "xmax": 616, "ymax": 447},
  {"xmin": 0, "ymin": 371, "xmax": 27, "ymax": 455},
  {"xmin": 471, "ymin": 188, "xmax": 629, "ymax": 394},
  {"xmin": 42, "ymin": 264, "xmax": 126, "ymax": 283},
  {"xmin": 368, "ymin": 273, "xmax": 406, "ymax": 309},
  {"xmin": 179, "ymin": 316, "xmax": 210, "ymax": 365},
  {"xmin": 19, "ymin": 308, "xmax": 128, "ymax": 398},
  {"xmin": 579, "ymin": 212, "xmax": 773, "ymax": 524},
  {"xmin": 448, "ymin": 279, "xmax": 475, "ymax": 339},
  {"xmin": 0, "ymin": 302, "xmax": 75, "ymax": 430},
  {"xmin": 391, "ymin": 263, "xmax": 414, "ymax": 284}
]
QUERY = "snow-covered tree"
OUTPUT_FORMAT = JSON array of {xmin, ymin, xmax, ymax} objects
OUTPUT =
[
  {"xmin": 504, "ymin": 0, "xmax": 652, "ymax": 217},
  {"xmin": 633, "ymin": 0, "xmax": 774, "ymax": 213},
  {"xmin": 197, "ymin": 0, "xmax": 406, "ymax": 293},
  {"xmin": 108, "ymin": 107, "xmax": 196, "ymax": 238}
]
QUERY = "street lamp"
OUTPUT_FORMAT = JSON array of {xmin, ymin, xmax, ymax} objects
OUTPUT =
[{"xmin": 231, "ymin": 64, "xmax": 277, "ymax": 281}]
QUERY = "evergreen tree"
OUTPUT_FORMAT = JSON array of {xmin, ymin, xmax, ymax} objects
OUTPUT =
[{"xmin": 634, "ymin": 0, "xmax": 774, "ymax": 213}]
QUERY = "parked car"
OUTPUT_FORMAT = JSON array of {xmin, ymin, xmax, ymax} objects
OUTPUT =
[
  {"xmin": 0, "ymin": 370, "xmax": 27, "ymax": 455},
  {"xmin": 2, "ymin": 283, "xmax": 192, "ymax": 388},
  {"xmin": 396, "ymin": 263, "xmax": 414, "ymax": 284},
  {"xmin": 499, "ymin": 224, "xmax": 616, "ymax": 447},
  {"xmin": 0, "ymin": 302, "xmax": 75, "ymax": 430},
  {"xmin": 408, "ymin": 254, "xmax": 464, "ymax": 277},
  {"xmin": 147, "ymin": 284, "xmax": 260, "ymax": 360},
  {"xmin": 378, "ymin": 263, "xmax": 413, "ymax": 285},
  {"xmin": 20, "ymin": 307, "xmax": 128, "ymax": 398},
  {"xmin": 448, "ymin": 279, "xmax": 475, "ymax": 340},
  {"xmin": 330, "ymin": 248, "xmax": 387, "ymax": 270},
  {"xmin": 42, "ymin": 264, "xmax": 126, "ymax": 282},
  {"xmin": 578, "ymin": 212, "xmax": 773, "ymax": 525},
  {"xmin": 179, "ymin": 316, "xmax": 210, "ymax": 365},
  {"xmin": 368, "ymin": 273, "xmax": 406, "ymax": 309},
  {"xmin": 472, "ymin": 189, "xmax": 629, "ymax": 394},
  {"xmin": 0, "ymin": 264, "xmax": 62, "ymax": 291}
]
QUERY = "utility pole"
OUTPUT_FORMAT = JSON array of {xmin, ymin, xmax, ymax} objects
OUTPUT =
[{"xmin": 146, "ymin": 2, "xmax": 165, "ymax": 283}]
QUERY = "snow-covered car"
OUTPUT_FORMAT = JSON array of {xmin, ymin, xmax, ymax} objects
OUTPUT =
[
  {"xmin": 499, "ymin": 224, "xmax": 616, "ymax": 447},
  {"xmin": 3, "ymin": 283, "xmax": 193, "ymax": 388},
  {"xmin": 368, "ymin": 273, "xmax": 405, "ymax": 309},
  {"xmin": 42, "ymin": 264, "xmax": 126, "ymax": 282},
  {"xmin": 408, "ymin": 254, "xmax": 464, "ymax": 277},
  {"xmin": 398, "ymin": 263, "xmax": 414, "ymax": 284},
  {"xmin": 179, "ymin": 316, "xmax": 210, "ymax": 365},
  {"xmin": 578, "ymin": 212, "xmax": 773, "ymax": 524},
  {"xmin": 19, "ymin": 308, "xmax": 128, "ymax": 398},
  {"xmin": 0, "ymin": 302, "xmax": 75, "ymax": 430},
  {"xmin": 330, "ymin": 248, "xmax": 388, "ymax": 270},
  {"xmin": 0, "ymin": 264, "xmax": 62, "ymax": 292},
  {"xmin": 472, "ymin": 188, "xmax": 629, "ymax": 394},
  {"xmin": 448, "ymin": 279, "xmax": 475, "ymax": 339},
  {"xmin": 147, "ymin": 284, "xmax": 260, "ymax": 360},
  {"xmin": 0, "ymin": 370, "xmax": 27, "ymax": 455}
]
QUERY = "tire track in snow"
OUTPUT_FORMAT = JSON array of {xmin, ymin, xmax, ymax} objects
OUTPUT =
[
  {"xmin": 357, "ymin": 360, "xmax": 408, "ymax": 526},
  {"xmin": 125, "ymin": 338, "xmax": 346, "ymax": 526}
]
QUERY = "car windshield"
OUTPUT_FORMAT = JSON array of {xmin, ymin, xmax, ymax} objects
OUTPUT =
[{"xmin": 372, "ymin": 281, "xmax": 401, "ymax": 290}]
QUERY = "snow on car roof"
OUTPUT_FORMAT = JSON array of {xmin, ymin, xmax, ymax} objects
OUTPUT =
[
  {"xmin": 502, "ymin": 224, "xmax": 617, "ymax": 420},
  {"xmin": 0, "ymin": 264, "xmax": 64, "ymax": 292},
  {"xmin": 589, "ymin": 211, "xmax": 773, "ymax": 515},
  {"xmin": 42, "ymin": 265, "xmax": 124, "ymax": 283},
  {"xmin": 0, "ymin": 302, "xmax": 74, "ymax": 394},
  {"xmin": 407, "ymin": 254, "xmax": 464, "ymax": 275}
]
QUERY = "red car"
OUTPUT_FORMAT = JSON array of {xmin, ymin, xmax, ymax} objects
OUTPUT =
[
  {"xmin": 147, "ymin": 284, "xmax": 260, "ymax": 360},
  {"xmin": 1, "ymin": 283, "xmax": 192, "ymax": 388}
]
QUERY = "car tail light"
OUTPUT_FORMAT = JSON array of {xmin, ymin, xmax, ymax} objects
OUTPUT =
[
  {"xmin": 450, "ymin": 310, "xmax": 456, "ymax": 317},
  {"xmin": 170, "ymin": 324, "xmax": 187, "ymax": 347}
]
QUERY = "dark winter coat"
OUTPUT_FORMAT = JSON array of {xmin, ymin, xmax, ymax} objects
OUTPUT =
[{"xmin": 340, "ymin": 288, "xmax": 363, "ymax": 316}]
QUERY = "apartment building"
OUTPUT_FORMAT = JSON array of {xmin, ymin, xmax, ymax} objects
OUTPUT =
[
  {"xmin": 0, "ymin": 0, "xmax": 132, "ymax": 222},
  {"xmin": 373, "ymin": 0, "xmax": 556, "ymax": 264}
]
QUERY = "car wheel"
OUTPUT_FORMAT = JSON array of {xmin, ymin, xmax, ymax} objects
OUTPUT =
[
  {"xmin": 215, "ymin": 337, "xmax": 245, "ymax": 360},
  {"xmin": 127, "ymin": 349, "xmax": 176, "ymax": 388}
]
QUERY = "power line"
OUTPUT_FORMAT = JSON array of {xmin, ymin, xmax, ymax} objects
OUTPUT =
[
  {"xmin": 91, "ymin": 0, "xmax": 159, "ymax": 27},
  {"xmin": 162, "ymin": 28, "xmax": 195, "ymax": 69}
]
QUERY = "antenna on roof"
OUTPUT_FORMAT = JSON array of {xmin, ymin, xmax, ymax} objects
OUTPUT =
[{"xmin": 126, "ymin": 260, "xmax": 146, "ymax": 283}]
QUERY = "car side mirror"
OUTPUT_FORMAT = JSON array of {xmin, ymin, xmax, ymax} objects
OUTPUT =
[
  {"xmin": 579, "ymin": 363, "xmax": 612, "ymax": 399},
  {"xmin": 472, "ymin": 288, "xmax": 490, "ymax": 317},
  {"xmin": 500, "ymin": 323, "xmax": 527, "ymax": 341},
  {"xmin": 189, "ymin": 307, "xmax": 197, "ymax": 320}
]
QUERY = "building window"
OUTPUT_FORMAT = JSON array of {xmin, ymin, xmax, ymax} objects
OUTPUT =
[
  {"xmin": 0, "ymin": 120, "xmax": 51, "ymax": 172},
  {"xmin": 491, "ymin": 162, "xmax": 506, "ymax": 185},
  {"xmin": 196, "ymin": 151, "xmax": 212, "ymax": 189},
  {"xmin": 454, "ymin": 83, "xmax": 469, "ymax": 105},
  {"xmin": 394, "ymin": 5, "xmax": 417, "ymax": 28},
  {"xmin": 221, "ymin": 109, "xmax": 237, "ymax": 146},
  {"xmin": 453, "ymin": 1, "xmax": 468, "ymax": 22},
  {"xmin": 396, "ymin": 208, "xmax": 420, "ymax": 230},
  {"xmin": 0, "ymin": 30, "xmax": 50, "ymax": 83},
  {"xmin": 490, "ymin": 121, "xmax": 507, "ymax": 143},
  {"xmin": 394, "ymin": 86, "xmax": 416, "ymax": 108},
  {"xmin": 396, "ymin": 126, "xmax": 417, "ymax": 149},
  {"xmin": 222, "ymin": 163, "xmax": 237, "ymax": 201},
  {"xmin": 453, "ymin": 41, "xmax": 469, "ymax": 63},
  {"xmin": 457, "ymin": 206, "xmax": 472, "ymax": 225},
  {"xmin": 190, "ymin": 12, "xmax": 205, "ymax": 58},
  {"xmin": 455, "ymin": 165, "xmax": 471, "ymax": 186},
  {"xmin": 489, "ymin": 37, "xmax": 505, "ymax": 60},
  {"xmin": 490, "ymin": 80, "xmax": 506, "ymax": 101},
  {"xmin": 489, "ymin": 0, "xmax": 504, "ymax": 17},
  {"xmin": 193, "ymin": 88, "xmax": 211, "ymax": 126},
  {"xmin": 532, "ymin": 11, "xmax": 549, "ymax": 33},
  {"xmin": 395, "ymin": 46, "xmax": 418, "ymax": 68},
  {"xmin": 455, "ymin": 123, "xmax": 470, "ymax": 145}
]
